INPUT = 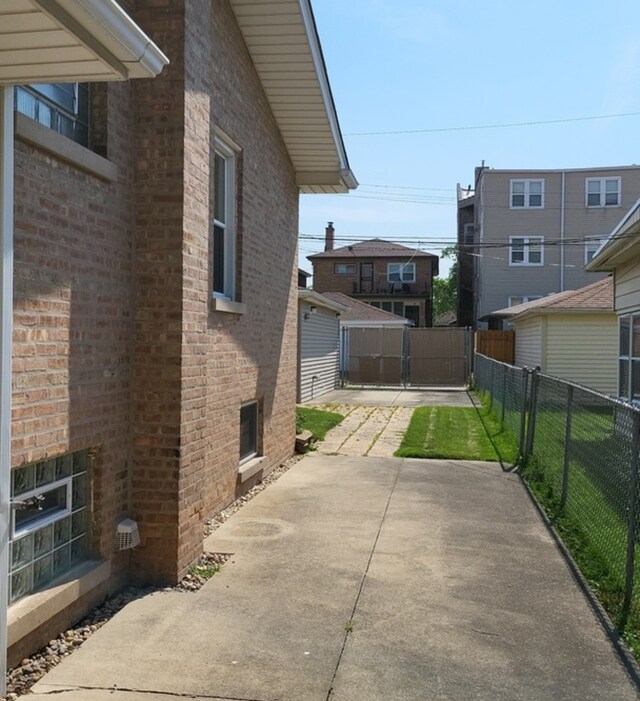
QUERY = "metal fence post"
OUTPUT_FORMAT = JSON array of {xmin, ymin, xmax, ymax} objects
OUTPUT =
[
  {"xmin": 524, "ymin": 368, "xmax": 540, "ymax": 461},
  {"xmin": 402, "ymin": 326, "xmax": 408, "ymax": 389},
  {"xmin": 560, "ymin": 385, "xmax": 574, "ymax": 511},
  {"xmin": 489, "ymin": 360, "xmax": 495, "ymax": 409},
  {"xmin": 500, "ymin": 365, "xmax": 507, "ymax": 428},
  {"xmin": 518, "ymin": 367, "xmax": 529, "ymax": 459},
  {"xmin": 622, "ymin": 411, "xmax": 640, "ymax": 626}
]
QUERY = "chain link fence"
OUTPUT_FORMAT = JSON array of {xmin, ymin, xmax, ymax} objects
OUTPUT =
[{"xmin": 475, "ymin": 352, "xmax": 640, "ymax": 627}]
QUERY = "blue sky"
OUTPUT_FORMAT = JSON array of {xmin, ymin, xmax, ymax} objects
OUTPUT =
[{"xmin": 299, "ymin": 0, "xmax": 640, "ymax": 278}]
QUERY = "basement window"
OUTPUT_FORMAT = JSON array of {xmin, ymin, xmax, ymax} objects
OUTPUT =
[
  {"xmin": 240, "ymin": 402, "xmax": 258, "ymax": 464},
  {"xmin": 9, "ymin": 450, "xmax": 89, "ymax": 604}
]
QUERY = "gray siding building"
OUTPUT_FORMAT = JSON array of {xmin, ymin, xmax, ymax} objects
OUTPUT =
[{"xmin": 460, "ymin": 165, "xmax": 640, "ymax": 327}]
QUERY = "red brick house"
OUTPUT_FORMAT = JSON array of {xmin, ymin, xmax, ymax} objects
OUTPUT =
[
  {"xmin": 4, "ymin": 0, "xmax": 355, "ymax": 666},
  {"xmin": 309, "ymin": 226, "xmax": 438, "ymax": 327}
]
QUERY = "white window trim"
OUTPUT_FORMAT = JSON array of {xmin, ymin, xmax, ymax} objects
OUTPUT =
[
  {"xmin": 509, "ymin": 236, "xmax": 544, "ymax": 267},
  {"xmin": 509, "ymin": 179, "xmax": 544, "ymax": 209},
  {"xmin": 334, "ymin": 263, "xmax": 356, "ymax": 275},
  {"xmin": 387, "ymin": 262, "xmax": 416, "ymax": 283},
  {"xmin": 11, "ymin": 477, "xmax": 72, "ymax": 539},
  {"xmin": 213, "ymin": 133, "xmax": 238, "ymax": 302},
  {"xmin": 585, "ymin": 177, "xmax": 621, "ymax": 208}
]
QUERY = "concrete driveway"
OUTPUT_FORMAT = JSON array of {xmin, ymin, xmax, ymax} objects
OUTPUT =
[
  {"xmin": 305, "ymin": 387, "xmax": 473, "ymax": 408},
  {"xmin": 30, "ymin": 455, "xmax": 639, "ymax": 701}
]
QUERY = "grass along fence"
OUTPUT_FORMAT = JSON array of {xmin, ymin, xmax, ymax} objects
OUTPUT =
[{"xmin": 475, "ymin": 353, "xmax": 640, "ymax": 656}]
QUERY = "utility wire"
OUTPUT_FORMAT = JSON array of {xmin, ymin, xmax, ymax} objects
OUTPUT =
[{"xmin": 345, "ymin": 111, "xmax": 640, "ymax": 136}]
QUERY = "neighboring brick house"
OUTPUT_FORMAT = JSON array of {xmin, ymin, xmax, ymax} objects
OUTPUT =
[
  {"xmin": 4, "ymin": 0, "xmax": 355, "ymax": 667},
  {"xmin": 309, "ymin": 225, "xmax": 439, "ymax": 327},
  {"xmin": 458, "ymin": 164, "xmax": 640, "ymax": 328}
]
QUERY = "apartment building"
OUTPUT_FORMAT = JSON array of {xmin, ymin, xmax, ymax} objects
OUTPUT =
[{"xmin": 457, "ymin": 165, "xmax": 640, "ymax": 327}]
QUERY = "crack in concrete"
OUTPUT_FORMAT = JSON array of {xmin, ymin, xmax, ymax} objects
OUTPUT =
[
  {"xmin": 364, "ymin": 406, "xmax": 398, "ymax": 456},
  {"xmin": 36, "ymin": 684, "xmax": 279, "ymax": 701},
  {"xmin": 324, "ymin": 459, "xmax": 404, "ymax": 701}
]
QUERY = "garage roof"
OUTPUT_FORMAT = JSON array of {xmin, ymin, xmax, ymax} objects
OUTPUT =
[{"xmin": 0, "ymin": 0, "xmax": 168, "ymax": 84}]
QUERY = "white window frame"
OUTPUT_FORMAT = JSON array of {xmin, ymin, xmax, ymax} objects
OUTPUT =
[
  {"xmin": 387, "ymin": 262, "xmax": 416, "ymax": 283},
  {"xmin": 11, "ymin": 477, "xmax": 72, "ymax": 539},
  {"xmin": 334, "ymin": 263, "xmax": 356, "ymax": 275},
  {"xmin": 509, "ymin": 236, "xmax": 544, "ymax": 266},
  {"xmin": 463, "ymin": 223, "xmax": 474, "ymax": 244},
  {"xmin": 213, "ymin": 133, "xmax": 238, "ymax": 301},
  {"xmin": 508, "ymin": 295, "xmax": 543, "ymax": 307},
  {"xmin": 585, "ymin": 177, "xmax": 621, "ymax": 208},
  {"xmin": 510, "ymin": 179, "xmax": 544, "ymax": 209},
  {"xmin": 584, "ymin": 236, "xmax": 607, "ymax": 265}
]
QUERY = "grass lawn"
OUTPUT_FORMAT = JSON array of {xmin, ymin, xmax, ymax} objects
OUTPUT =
[
  {"xmin": 394, "ymin": 404, "xmax": 518, "ymax": 463},
  {"xmin": 296, "ymin": 407, "xmax": 344, "ymax": 442}
]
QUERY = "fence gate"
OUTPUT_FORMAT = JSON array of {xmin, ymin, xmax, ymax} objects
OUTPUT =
[{"xmin": 341, "ymin": 326, "xmax": 471, "ymax": 386}]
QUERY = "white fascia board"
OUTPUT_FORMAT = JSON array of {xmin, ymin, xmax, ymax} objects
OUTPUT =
[
  {"xmin": 298, "ymin": 289, "xmax": 348, "ymax": 313},
  {"xmin": 35, "ymin": 0, "xmax": 169, "ymax": 79},
  {"xmin": 340, "ymin": 320, "xmax": 409, "ymax": 328},
  {"xmin": 298, "ymin": 0, "xmax": 357, "ymax": 190}
]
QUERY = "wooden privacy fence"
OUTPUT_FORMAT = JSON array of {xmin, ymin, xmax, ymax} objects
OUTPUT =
[
  {"xmin": 341, "ymin": 326, "xmax": 472, "ymax": 386},
  {"xmin": 474, "ymin": 330, "xmax": 514, "ymax": 364}
]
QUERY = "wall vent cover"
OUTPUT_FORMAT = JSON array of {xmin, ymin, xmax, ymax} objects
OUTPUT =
[{"xmin": 116, "ymin": 518, "xmax": 140, "ymax": 550}]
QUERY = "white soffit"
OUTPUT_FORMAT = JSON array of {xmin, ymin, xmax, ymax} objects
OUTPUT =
[
  {"xmin": 230, "ymin": 0, "xmax": 357, "ymax": 193},
  {"xmin": 0, "ymin": 0, "xmax": 168, "ymax": 84}
]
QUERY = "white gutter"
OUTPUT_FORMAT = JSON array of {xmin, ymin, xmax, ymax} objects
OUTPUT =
[
  {"xmin": 0, "ymin": 86, "xmax": 13, "ymax": 698},
  {"xmin": 298, "ymin": 289, "xmax": 348, "ymax": 314},
  {"xmin": 560, "ymin": 171, "xmax": 566, "ymax": 291},
  {"xmin": 35, "ymin": 0, "xmax": 169, "ymax": 79}
]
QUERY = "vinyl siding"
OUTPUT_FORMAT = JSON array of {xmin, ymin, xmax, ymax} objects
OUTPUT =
[
  {"xmin": 299, "ymin": 305, "xmax": 341, "ymax": 402},
  {"xmin": 614, "ymin": 259, "xmax": 640, "ymax": 315},
  {"xmin": 514, "ymin": 317, "xmax": 543, "ymax": 369},
  {"xmin": 476, "ymin": 167, "xmax": 640, "ymax": 322},
  {"xmin": 544, "ymin": 314, "xmax": 618, "ymax": 394}
]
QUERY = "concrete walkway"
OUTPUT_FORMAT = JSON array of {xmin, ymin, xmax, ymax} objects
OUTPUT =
[
  {"xmin": 30, "ymin": 455, "xmax": 639, "ymax": 701},
  {"xmin": 307, "ymin": 388, "xmax": 475, "ymax": 457}
]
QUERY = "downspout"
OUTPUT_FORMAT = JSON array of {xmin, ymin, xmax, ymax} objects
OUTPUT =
[
  {"xmin": 0, "ymin": 86, "xmax": 14, "ymax": 696},
  {"xmin": 560, "ymin": 171, "xmax": 566, "ymax": 291}
]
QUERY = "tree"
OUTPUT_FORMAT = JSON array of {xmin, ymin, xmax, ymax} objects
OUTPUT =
[{"xmin": 433, "ymin": 246, "xmax": 457, "ymax": 319}]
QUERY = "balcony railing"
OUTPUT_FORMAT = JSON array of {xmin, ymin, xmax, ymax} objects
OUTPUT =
[{"xmin": 352, "ymin": 281, "xmax": 430, "ymax": 297}]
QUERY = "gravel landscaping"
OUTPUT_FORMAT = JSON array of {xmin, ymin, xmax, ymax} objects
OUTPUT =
[{"xmin": 3, "ymin": 453, "xmax": 304, "ymax": 699}]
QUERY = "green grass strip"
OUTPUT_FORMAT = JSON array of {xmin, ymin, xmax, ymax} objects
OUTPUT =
[
  {"xmin": 394, "ymin": 404, "xmax": 518, "ymax": 463},
  {"xmin": 296, "ymin": 407, "xmax": 344, "ymax": 442}
]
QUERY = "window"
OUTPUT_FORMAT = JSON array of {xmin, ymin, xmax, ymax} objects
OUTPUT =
[
  {"xmin": 509, "ymin": 237, "xmax": 543, "ymax": 266},
  {"xmin": 10, "ymin": 450, "xmax": 89, "ymax": 603},
  {"xmin": 15, "ymin": 84, "xmax": 89, "ymax": 147},
  {"xmin": 334, "ymin": 263, "xmax": 356, "ymax": 275},
  {"xmin": 584, "ymin": 237, "xmax": 607, "ymax": 265},
  {"xmin": 618, "ymin": 315, "xmax": 640, "ymax": 401},
  {"xmin": 240, "ymin": 402, "xmax": 258, "ymax": 464},
  {"xmin": 510, "ymin": 179, "xmax": 544, "ymax": 209},
  {"xmin": 586, "ymin": 177, "xmax": 620, "ymax": 207},
  {"xmin": 213, "ymin": 134, "xmax": 237, "ymax": 301},
  {"xmin": 463, "ymin": 223, "xmax": 474, "ymax": 244},
  {"xmin": 387, "ymin": 262, "xmax": 415, "ymax": 283},
  {"xmin": 508, "ymin": 295, "xmax": 542, "ymax": 307}
]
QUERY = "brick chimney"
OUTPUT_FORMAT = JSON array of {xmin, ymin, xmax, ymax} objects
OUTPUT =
[{"xmin": 324, "ymin": 221, "xmax": 335, "ymax": 252}]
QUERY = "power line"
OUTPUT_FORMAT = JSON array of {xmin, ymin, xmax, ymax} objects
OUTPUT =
[{"xmin": 345, "ymin": 111, "xmax": 640, "ymax": 137}]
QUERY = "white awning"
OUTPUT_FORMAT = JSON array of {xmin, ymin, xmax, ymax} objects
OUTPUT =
[{"xmin": 0, "ymin": 0, "xmax": 169, "ymax": 84}]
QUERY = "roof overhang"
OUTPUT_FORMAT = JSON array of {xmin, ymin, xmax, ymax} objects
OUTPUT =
[
  {"xmin": 230, "ymin": 0, "xmax": 357, "ymax": 194},
  {"xmin": 298, "ymin": 289, "xmax": 348, "ymax": 313},
  {"xmin": 587, "ymin": 198, "xmax": 640, "ymax": 271},
  {"xmin": 0, "ymin": 0, "xmax": 169, "ymax": 84}
]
